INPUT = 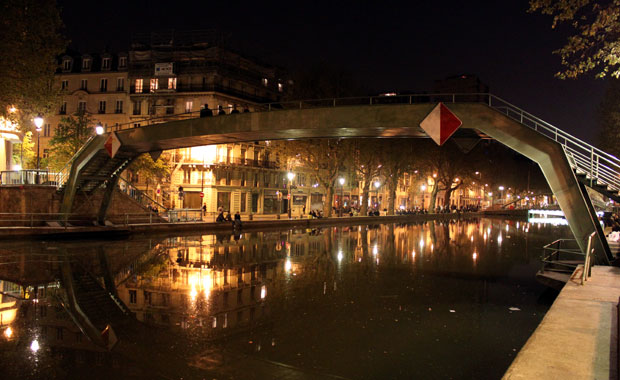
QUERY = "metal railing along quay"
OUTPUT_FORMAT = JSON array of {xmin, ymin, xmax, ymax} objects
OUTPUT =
[
  {"xmin": 541, "ymin": 232, "xmax": 596, "ymax": 284},
  {"xmin": 0, "ymin": 170, "xmax": 58, "ymax": 186}
]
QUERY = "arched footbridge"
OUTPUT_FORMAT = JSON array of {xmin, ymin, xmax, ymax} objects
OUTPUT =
[{"xmin": 56, "ymin": 94, "xmax": 620, "ymax": 264}]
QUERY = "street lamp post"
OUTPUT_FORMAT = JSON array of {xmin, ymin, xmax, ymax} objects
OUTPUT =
[
  {"xmin": 420, "ymin": 184, "xmax": 427, "ymax": 210},
  {"xmin": 373, "ymin": 180, "xmax": 380, "ymax": 212},
  {"xmin": 339, "ymin": 177, "xmax": 345, "ymax": 217},
  {"xmin": 287, "ymin": 172, "xmax": 295, "ymax": 219},
  {"xmin": 33, "ymin": 115, "xmax": 44, "ymax": 184},
  {"xmin": 498, "ymin": 186, "xmax": 505, "ymax": 204}
]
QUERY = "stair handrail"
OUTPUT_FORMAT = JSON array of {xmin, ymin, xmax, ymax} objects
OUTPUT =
[
  {"xmin": 117, "ymin": 176, "xmax": 168, "ymax": 212},
  {"xmin": 54, "ymin": 135, "xmax": 97, "ymax": 188},
  {"xmin": 487, "ymin": 95, "xmax": 620, "ymax": 193}
]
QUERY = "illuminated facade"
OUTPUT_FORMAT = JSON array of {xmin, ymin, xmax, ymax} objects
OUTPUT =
[{"xmin": 43, "ymin": 52, "xmax": 131, "ymax": 158}]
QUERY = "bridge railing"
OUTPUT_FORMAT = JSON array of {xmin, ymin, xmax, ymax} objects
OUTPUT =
[
  {"xmin": 117, "ymin": 176, "xmax": 168, "ymax": 213},
  {"xmin": 487, "ymin": 95, "xmax": 620, "ymax": 193},
  {"xmin": 57, "ymin": 92, "xmax": 620, "ymax": 197}
]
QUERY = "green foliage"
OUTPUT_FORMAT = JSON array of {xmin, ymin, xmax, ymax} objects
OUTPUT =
[
  {"xmin": 0, "ymin": 0, "xmax": 67, "ymax": 126},
  {"xmin": 11, "ymin": 131, "xmax": 35, "ymax": 168},
  {"xmin": 47, "ymin": 112, "xmax": 94, "ymax": 170},
  {"xmin": 597, "ymin": 78, "xmax": 620, "ymax": 157},
  {"xmin": 529, "ymin": 0, "xmax": 620, "ymax": 78},
  {"xmin": 128, "ymin": 153, "xmax": 171, "ymax": 184}
]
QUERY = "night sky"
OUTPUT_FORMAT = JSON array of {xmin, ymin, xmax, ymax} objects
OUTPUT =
[{"xmin": 58, "ymin": 0, "xmax": 608, "ymax": 144}]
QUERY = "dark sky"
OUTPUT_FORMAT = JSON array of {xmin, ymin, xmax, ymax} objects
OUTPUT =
[{"xmin": 58, "ymin": 0, "xmax": 608, "ymax": 144}]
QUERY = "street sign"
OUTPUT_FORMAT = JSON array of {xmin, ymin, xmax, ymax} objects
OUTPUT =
[
  {"xmin": 104, "ymin": 132, "xmax": 121, "ymax": 158},
  {"xmin": 420, "ymin": 103, "xmax": 462, "ymax": 146},
  {"xmin": 199, "ymin": 192, "xmax": 204, "ymax": 198}
]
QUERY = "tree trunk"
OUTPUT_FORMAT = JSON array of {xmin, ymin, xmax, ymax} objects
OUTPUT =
[
  {"xmin": 387, "ymin": 182, "xmax": 397, "ymax": 215},
  {"xmin": 429, "ymin": 184, "xmax": 439, "ymax": 212},
  {"xmin": 324, "ymin": 186, "xmax": 334, "ymax": 217},
  {"xmin": 443, "ymin": 188, "xmax": 453, "ymax": 208},
  {"xmin": 360, "ymin": 181, "xmax": 370, "ymax": 216}
]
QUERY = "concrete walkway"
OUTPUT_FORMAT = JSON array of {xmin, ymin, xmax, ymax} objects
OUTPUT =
[{"xmin": 503, "ymin": 266, "xmax": 620, "ymax": 380}]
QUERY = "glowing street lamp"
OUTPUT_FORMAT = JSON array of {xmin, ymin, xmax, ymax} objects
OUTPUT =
[
  {"xmin": 33, "ymin": 115, "xmax": 44, "ymax": 183},
  {"xmin": 339, "ymin": 177, "xmax": 345, "ymax": 217},
  {"xmin": 420, "ymin": 183, "xmax": 427, "ymax": 209},
  {"xmin": 287, "ymin": 172, "xmax": 295, "ymax": 219},
  {"xmin": 498, "ymin": 186, "xmax": 505, "ymax": 203},
  {"xmin": 95, "ymin": 124, "xmax": 105, "ymax": 135}
]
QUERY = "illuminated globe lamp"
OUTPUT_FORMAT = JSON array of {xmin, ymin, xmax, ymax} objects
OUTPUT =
[
  {"xmin": 338, "ymin": 177, "xmax": 345, "ymax": 217},
  {"xmin": 33, "ymin": 115, "xmax": 44, "ymax": 183},
  {"xmin": 95, "ymin": 123, "xmax": 105, "ymax": 135},
  {"xmin": 286, "ymin": 171, "xmax": 295, "ymax": 219}
]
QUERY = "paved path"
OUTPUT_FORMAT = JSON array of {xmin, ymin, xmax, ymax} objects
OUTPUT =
[{"xmin": 503, "ymin": 266, "xmax": 620, "ymax": 380}]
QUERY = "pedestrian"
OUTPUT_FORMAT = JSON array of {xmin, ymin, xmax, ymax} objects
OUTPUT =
[
  {"xmin": 202, "ymin": 203, "xmax": 206, "ymax": 217},
  {"xmin": 225, "ymin": 211, "xmax": 233, "ymax": 222},
  {"xmin": 234, "ymin": 211, "xmax": 242, "ymax": 229},
  {"xmin": 216, "ymin": 211, "xmax": 225, "ymax": 222}
]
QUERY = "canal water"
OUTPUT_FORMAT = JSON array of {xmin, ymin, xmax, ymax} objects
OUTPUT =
[{"xmin": 0, "ymin": 218, "xmax": 572, "ymax": 379}]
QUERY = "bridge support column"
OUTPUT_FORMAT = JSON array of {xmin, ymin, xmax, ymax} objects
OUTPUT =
[{"xmin": 97, "ymin": 176, "xmax": 120, "ymax": 225}]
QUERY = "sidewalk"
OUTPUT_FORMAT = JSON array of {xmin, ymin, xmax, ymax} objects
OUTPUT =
[{"xmin": 503, "ymin": 266, "xmax": 620, "ymax": 379}]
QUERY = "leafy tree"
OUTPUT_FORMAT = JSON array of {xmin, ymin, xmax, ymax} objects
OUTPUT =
[
  {"xmin": 529, "ymin": 0, "xmax": 620, "ymax": 78},
  {"xmin": 597, "ymin": 78, "xmax": 620, "ymax": 157},
  {"xmin": 416, "ymin": 140, "xmax": 476, "ymax": 211},
  {"xmin": 127, "ymin": 153, "xmax": 171, "ymax": 191},
  {"xmin": 47, "ymin": 112, "xmax": 95, "ymax": 170},
  {"xmin": 380, "ymin": 139, "xmax": 414, "ymax": 215},
  {"xmin": 350, "ymin": 139, "xmax": 383, "ymax": 216},
  {"xmin": 275, "ymin": 139, "xmax": 352, "ymax": 217},
  {"xmin": 0, "ymin": 0, "xmax": 67, "ymax": 126},
  {"xmin": 11, "ymin": 131, "xmax": 36, "ymax": 168}
]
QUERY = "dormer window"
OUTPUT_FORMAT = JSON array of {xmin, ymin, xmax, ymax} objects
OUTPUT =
[
  {"xmin": 82, "ymin": 58, "xmax": 91, "ymax": 71},
  {"xmin": 62, "ymin": 59, "xmax": 72, "ymax": 71},
  {"xmin": 278, "ymin": 83, "xmax": 283, "ymax": 92},
  {"xmin": 262, "ymin": 78, "xmax": 268, "ymax": 87},
  {"xmin": 102, "ymin": 57, "xmax": 111, "ymax": 70},
  {"xmin": 118, "ymin": 56, "xmax": 127, "ymax": 68}
]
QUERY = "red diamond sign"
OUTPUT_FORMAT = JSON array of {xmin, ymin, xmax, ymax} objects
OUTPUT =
[
  {"xmin": 420, "ymin": 103, "xmax": 463, "ymax": 146},
  {"xmin": 104, "ymin": 132, "xmax": 121, "ymax": 158}
]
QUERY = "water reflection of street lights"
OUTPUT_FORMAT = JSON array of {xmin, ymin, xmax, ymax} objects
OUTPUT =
[
  {"xmin": 338, "ymin": 177, "xmax": 345, "ymax": 217},
  {"xmin": 287, "ymin": 172, "xmax": 295, "ymax": 219}
]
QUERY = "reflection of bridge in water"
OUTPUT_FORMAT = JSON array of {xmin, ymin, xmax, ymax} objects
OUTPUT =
[
  {"xmin": 0, "ymin": 219, "xmax": 561, "ymax": 379},
  {"xmin": 57, "ymin": 94, "xmax": 619, "ymax": 265}
]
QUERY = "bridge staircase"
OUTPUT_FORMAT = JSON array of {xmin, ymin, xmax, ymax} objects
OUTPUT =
[{"xmin": 56, "ymin": 135, "xmax": 168, "ymax": 223}]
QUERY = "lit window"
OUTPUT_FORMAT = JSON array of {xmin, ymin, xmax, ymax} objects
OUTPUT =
[
  {"xmin": 135, "ymin": 79, "xmax": 143, "ymax": 93},
  {"xmin": 119, "ymin": 56, "xmax": 127, "ymax": 68},
  {"xmin": 62, "ymin": 59, "xmax": 71, "ymax": 71},
  {"xmin": 150, "ymin": 78, "xmax": 158, "ymax": 92},
  {"xmin": 185, "ymin": 101, "xmax": 192, "ymax": 113},
  {"xmin": 278, "ymin": 83, "xmax": 283, "ymax": 92},
  {"xmin": 168, "ymin": 77, "xmax": 176, "ymax": 90},
  {"xmin": 117, "ymin": 78, "xmax": 124, "ymax": 91},
  {"xmin": 262, "ymin": 78, "xmax": 268, "ymax": 87},
  {"xmin": 82, "ymin": 58, "xmax": 91, "ymax": 70},
  {"xmin": 61, "ymin": 80, "xmax": 68, "ymax": 90},
  {"xmin": 102, "ymin": 57, "xmax": 111, "ymax": 69}
]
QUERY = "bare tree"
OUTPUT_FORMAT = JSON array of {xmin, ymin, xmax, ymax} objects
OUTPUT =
[{"xmin": 350, "ymin": 139, "xmax": 383, "ymax": 216}]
